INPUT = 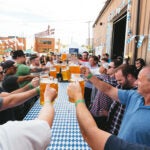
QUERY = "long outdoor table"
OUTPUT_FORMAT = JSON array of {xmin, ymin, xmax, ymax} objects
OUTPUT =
[{"xmin": 24, "ymin": 82, "xmax": 91, "ymax": 150}]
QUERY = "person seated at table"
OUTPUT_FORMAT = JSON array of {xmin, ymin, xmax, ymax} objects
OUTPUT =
[
  {"xmin": 67, "ymin": 82, "xmax": 150, "ymax": 150},
  {"xmin": 0, "ymin": 77, "xmax": 40, "ymax": 124},
  {"xmin": 0, "ymin": 84, "xmax": 57, "ymax": 150}
]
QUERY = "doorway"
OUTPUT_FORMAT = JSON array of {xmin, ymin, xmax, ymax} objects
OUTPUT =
[{"xmin": 111, "ymin": 13, "xmax": 127, "ymax": 59}]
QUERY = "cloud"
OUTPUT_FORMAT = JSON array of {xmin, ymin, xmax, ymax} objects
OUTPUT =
[{"xmin": 0, "ymin": 0, "xmax": 106, "ymax": 45}]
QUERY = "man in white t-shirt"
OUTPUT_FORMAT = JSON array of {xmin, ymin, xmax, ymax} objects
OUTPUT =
[{"xmin": 0, "ymin": 84, "xmax": 57, "ymax": 150}]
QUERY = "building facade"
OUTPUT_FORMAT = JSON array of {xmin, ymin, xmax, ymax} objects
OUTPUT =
[
  {"xmin": 34, "ymin": 26, "xmax": 55, "ymax": 53},
  {"xmin": 93, "ymin": 0, "xmax": 150, "ymax": 64},
  {"xmin": 34, "ymin": 37, "xmax": 55, "ymax": 53},
  {"xmin": 0, "ymin": 36, "xmax": 26, "ymax": 55}
]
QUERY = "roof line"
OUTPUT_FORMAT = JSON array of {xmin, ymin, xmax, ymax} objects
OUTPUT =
[{"xmin": 93, "ymin": 0, "xmax": 111, "ymax": 27}]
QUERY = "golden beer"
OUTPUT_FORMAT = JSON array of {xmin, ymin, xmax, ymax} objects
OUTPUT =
[
  {"xmin": 40, "ymin": 78, "xmax": 58, "ymax": 105},
  {"xmin": 49, "ymin": 70, "xmax": 57, "ymax": 78},
  {"xmin": 54, "ymin": 64, "xmax": 61, "ymax": 73},
  {"xmin": 61, "ymin": 53, "xmax": 67, "ymax": 61},
  {"xmin": 62, "ymin": 69, "xmax": 70, "ymax": 81},
  {"xmin": 69, "ymin": 65, "xmax": 80, "ymax": 74},
  {"xmin": 69, "ymin": 78, "xmax": 85, "ymax": 103}
]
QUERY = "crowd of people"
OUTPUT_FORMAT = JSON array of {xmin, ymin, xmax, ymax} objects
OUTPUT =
[{"xmin": 0, "ymin": 50, "xmax": 150, "ymax": 150}]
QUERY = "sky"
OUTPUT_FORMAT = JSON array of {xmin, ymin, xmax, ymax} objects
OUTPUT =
[{"xmin": 0, "ymin": 0, "xmax": 106, "ymax": 48}]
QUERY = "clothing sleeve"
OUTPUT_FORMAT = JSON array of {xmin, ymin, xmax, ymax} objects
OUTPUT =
[
  {"xmin": 17, "ymin": 64, "xmax": 30, "ymax": 76},
  {"xmin": 118, "ymin": 89, "xmax": 135, "ymax": 105},
  {"xmin": 104, "ymin": 135, "xmax": 150, "ymax": 150},
  {"xmin": 0, "ymin": 97, "xmax": 3, "ymax": 109},
  {"xmin": 2, "ymin": 76, "xmax": 19, "ymax": 92},
  {"xmin": 0, "ymin": 120, "xmax": 51, "ymax": 150}
]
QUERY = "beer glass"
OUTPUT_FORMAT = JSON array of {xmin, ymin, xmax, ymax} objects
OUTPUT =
[
  {"xmin": 61, "ymin": 67, "xmax": 70, "ymax": 81},
  {"xmin": 69, "ymin": 65, "xmax": 80, "ymax": 74},
  {"xmin": 40, "ymin": 78, "xmax": 58, "ymax": 105},
  {"xmin": 68, "ymin": 74, "xmax": 85, "ymax": 103},
  {"xmin": 61, "ymin": 53, "xmax": 67, "ymax": 61},
  {"xmin": 49, "ymin": 67, "xmax": 57, "ymax": 78}
]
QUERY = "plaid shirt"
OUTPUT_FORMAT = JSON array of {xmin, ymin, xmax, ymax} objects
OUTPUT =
[
  {"xmin": 107, "ymin": 87, "xmax": 137, "ymax": 135},
  {"xmin": 90, "ymin": 74, "xmax": 118, "ymax": 117},
  {"xmin": 107, "ymin": 101, "xmax": 125, "ymax": 135}
]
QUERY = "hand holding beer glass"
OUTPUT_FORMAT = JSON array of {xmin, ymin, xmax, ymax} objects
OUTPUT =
[
  {"xmin": 44, "ymin": 84, "xmax": 58, "ymax": 104},
  {"xmin": 67, "ymin": 81, "xmax": 84, "ymax": 103},
  {"xmin": 40, "ymin": 78, "xmax": 58, "ymax": 105},
  {"xmin": 68, "ymin": 74, "xmax": 85, "ymax": 103}
]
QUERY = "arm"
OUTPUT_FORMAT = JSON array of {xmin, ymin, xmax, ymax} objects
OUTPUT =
[
  {"xmin": 38, "ymin": 84, "xmax": 57, "ymax": 127},
  {"xmin": 0, "ymin": 77, "xmax": 40, "ymax": 97},
  {"xmin": 81, "ymin": 66, "xmax": 119, "ymax": 101},
  {"xmin": 0, "ymin": 87, "xmax": 39, "ymax": 111},
  {"xmin": 11, "ymin": 77, "xmax": 40, "ymax": 94},
  {"xmin": 67, "ymin": 82, "xmax": 111, "ymax": 150},
  {"xmin": 17, "ymin": 75, "xmax": 39, "ymax": 83}
]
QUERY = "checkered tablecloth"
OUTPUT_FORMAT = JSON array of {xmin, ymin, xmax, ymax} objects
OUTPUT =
[{"xmin": 24, "ymin": 82, "xmax": 91, "ymax": 150}]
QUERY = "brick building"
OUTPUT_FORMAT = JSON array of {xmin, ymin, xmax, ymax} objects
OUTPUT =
[{"xmin": 93, "ymin": 0, "xmax": 150, "ymax": 64}]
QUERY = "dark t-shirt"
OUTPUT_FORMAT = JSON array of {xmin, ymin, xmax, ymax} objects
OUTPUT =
[
  {"xmin": 2, "ymin": 75, "xmax": 19, "ymax": 92},
  {"xmin": 0, "ymin": 91, "xmax": 15, "ymax": 125},
  {"xmin": 105, "ymin": 135, "xmax": 150, "ymax": 150}
]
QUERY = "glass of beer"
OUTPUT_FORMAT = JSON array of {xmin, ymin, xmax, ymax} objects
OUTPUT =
[
  {"xmin": 68, "ymin": 74, "xmax": 85, "ymax": 103},
  {"xmin": 40, "ymin": 78, "xmax": 58, "ymax": 105},
  {"xmin": 61, "ymin": 67, "xmax": 70, "ymax": 81},
  {"xmin": 49, "ymin": 67, "xmax": 57, "ymax": 78},
  {"xmin": 69, "ymin": 65, "xmax": 80, "ymax": 74},
  {"xmin": 61, "ymin": 53, "xmax": 67, "ymax": 61}
]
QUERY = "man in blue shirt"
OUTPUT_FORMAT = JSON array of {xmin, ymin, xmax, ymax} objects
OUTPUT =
[
  {"xmin": 67, "ymin": 82, "xmax": 150, "ymax": 150},
  {"xmin": 80, "ymin": 65, "xmax": 150, "ymax": 146}
]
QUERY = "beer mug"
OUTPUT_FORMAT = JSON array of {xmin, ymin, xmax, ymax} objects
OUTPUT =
[
  {"xmin": 61, "ymin": 53, "xmax": 67, "ymax": 61},
  {"xmin": 68, "ymin": 74, "xmax": 85, "ymax": 103},
  {"xmin": 49, "ymin": 67, "xmax": 57, "ymax": 78},
  {"xmin": 69, "ymin": 65, "xmax": 80, "ymax": 74},
  {"xmin": 61, "ymin": 67, "xmax": 70, "ymax": 81},
  {"xmin": 40, "ymin": 78, "xmax": 58, "ymax": 105}
]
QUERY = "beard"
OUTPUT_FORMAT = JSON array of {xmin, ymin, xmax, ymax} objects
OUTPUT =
[{"xmin": 122, "ymin": 80, "xmax": 132, "ymax": 90}]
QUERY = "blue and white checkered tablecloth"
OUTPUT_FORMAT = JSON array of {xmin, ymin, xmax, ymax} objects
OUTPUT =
[{"xmin": 24, "ymin": 82, "xmax": 91, "ymax": 150}]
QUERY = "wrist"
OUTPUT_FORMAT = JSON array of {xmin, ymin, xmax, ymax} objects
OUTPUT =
[
  {"xmin": 44, "ymin": 99, "xmax": 54, "ymax": 106},
  {"xmin": 35, "ymin": 87, "xmax": 40, "ymax": 95},
  {"xmin": 87, "ymin": 73, "xmax": 93, "ymax": 79},
  {"xmin": 29, "ymin": 83, "xmax": 34, "ymax": 89},
  {"xmin": 75, "ymin": 99, "xmax": 85, "ymax": 107}
]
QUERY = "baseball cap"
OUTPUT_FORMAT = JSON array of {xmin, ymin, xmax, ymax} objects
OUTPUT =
[
  {"xmin": 2, "ymin": 60, "xmax": 15, "ymax": 70},
  {"xmin": 30, "ymin": 54, "xmax": 38, "ymax": 61},
  {"xmin": 12, "ymin": 50, "xmax": 25, "ymax": 59}
]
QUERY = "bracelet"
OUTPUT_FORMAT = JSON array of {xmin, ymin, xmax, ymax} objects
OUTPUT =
[
  {"xmin": 87, "ymin": 73, "xmax": 93, "ymax": 79},
  {"xmin": 29, "ymin": 83, "xmax": 34, "ymax": 89},
  {"xmin": 75, "ymin": 99, "xmax": 85, "ymax": 107},
  {"xmin": 35, "ymin": 87, "xmax": 40, "ymax": 95},
  {"xmin": 44, "ymin": 100, "xmax": 51, "ymax": 104}
]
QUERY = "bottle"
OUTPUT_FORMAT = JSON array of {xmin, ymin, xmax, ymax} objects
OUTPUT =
[{"xmin": 57, "ymin": 68, "xmax": 63, "ymax": 82}]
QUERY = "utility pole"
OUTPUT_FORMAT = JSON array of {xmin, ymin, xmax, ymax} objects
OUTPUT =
[{"xmin": 87, "ymin": 21, "xmax": 92, "ymax": 51}]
